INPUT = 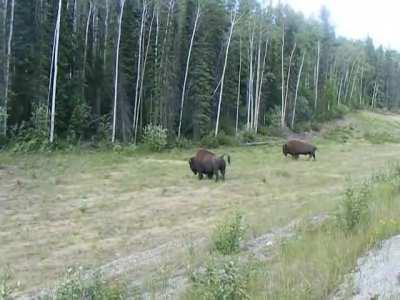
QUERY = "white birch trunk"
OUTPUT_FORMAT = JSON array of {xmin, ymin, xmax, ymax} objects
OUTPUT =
[
  {"xmin": 49, "ymin": 0, "xmax": 62, "ymax": 143},
  {"xmin": 134, "ymin": 5, "xmax": 155, "ymax": 143},
  {"xmin": 359, "ymin": 66, "xmax": 364, "ymax": 106},
  {"xmin": 349, "ymin": 63, "xmax": 359, "ymax": 103},
  {"xmin": 247, "ymin": 25, "xmax": 254, "ymax": 130},
  {"xmin": 280, "ymin": 25, "xmax": 285, "ymax": 128},
  {"xmin": 82, "ymin": 1, "xmax": 93, "ymax": 85},
  {"xmin": 178, "ymin": 4, "xmax": 200, "ymax": 139},
  {"xmin": 255, "ymin": 38, "xmax": 268, "ymax": 133},
  {"xmin": 291, "ymin": 51, "xmax": 305, "ymax": 129},
  {"xmin": 314, "ymin": 40, "xmax": 320, "ymax": 111},
  {"xmin": 337, "ymin": 75, "xmax": 343, "ymax": 105},
  {"xmin": 111, "ymin": 0, "xmax": 125, "ymax": 143},
  {"xmin": 253, "ymin": 31, "xmax": 262, "ymax": 130},
  {"xmin": 215, "ymin": 9, "xmax": 236, "ymax": 136},
  {"xmin": 132, "ymin": 1, "xmax": 146, "ymax": 142},
  {"xmin": 235, "ymin": 37, "xmax": 242, "ymax": 135},
  {"xmin": 3, "ymin": 0, "xmax": 14, "ymax": 136},
  {"xmin": 283, "ymin": 42, "xmax": 296, "ymax": 125}
]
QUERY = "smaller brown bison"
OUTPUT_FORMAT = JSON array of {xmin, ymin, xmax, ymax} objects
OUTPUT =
[
  {"xmin": 283, "ymin": 140, "xmax": 317, "ymax": 160},
  {"xmin": 189, "ymin": 149, "xmax": 231, "ymax": 182}
]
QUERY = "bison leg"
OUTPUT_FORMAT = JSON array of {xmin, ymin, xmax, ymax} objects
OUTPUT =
[
  {"xmin": 207, "ymin": 173, "xmax": 213, "ymax": 179},
  {"xmin": 312, "ymin": 152, "xmax": 316, "ymax": 161},
  {"xmin": 214, "ymin": 170, "xmax": 219, "ymax": 182},
  {"xmin": 220, "ymin": 168, "xmax": 225, "ymax": 181},
  {"xmin": 198, "ymin": 173, "xmax": 204, "ymax": 180},
  {"xmin": 292, "ymin": 154, "xmax": 299, "ymax": 160}
]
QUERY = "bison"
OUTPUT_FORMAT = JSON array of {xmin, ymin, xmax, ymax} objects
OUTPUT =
[
  {"xmin": 282, "ymin": 140, "xmax": 317, "ymax": 160},
  {"xmin": 189, "ymin": 149, "xmax": 231, "ymax": 182}
]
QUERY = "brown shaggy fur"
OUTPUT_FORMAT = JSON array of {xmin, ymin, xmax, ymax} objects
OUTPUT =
[
  {"xmin": 282, "ymin": 140, "xmax": 317, "ymax": 160},
  {"xmin": 189, "ymin": 149, "xmax": 231, "ymax": 181}
]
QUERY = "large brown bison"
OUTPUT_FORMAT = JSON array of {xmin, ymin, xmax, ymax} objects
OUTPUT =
[
  {"xmin": 283, "ymin": 140, "xmax": 317, "ymax": 160},
  {"xmin": 189, "ymin": 149, "xmax": 231, "ymax": 182}
]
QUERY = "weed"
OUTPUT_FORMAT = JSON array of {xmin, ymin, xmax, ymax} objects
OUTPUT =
[
  {"xmin": 142, "ymin": 124, "xmax": 168, "ymax": 152},
  {"xmin": 189, "ymin": 256, "xmax": 250, "ymax": 300},
  {"xmin": 0, "ymin": 267, "xmax": 15, "ymax": 300},
  {"xmin": 212, "ymin": 212, "xmax": 246, "ymax": 256}
]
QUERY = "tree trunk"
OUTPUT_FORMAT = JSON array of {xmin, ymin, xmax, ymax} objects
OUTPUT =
[
  {"xmin": 291, "ymin": 51, "xmax": 305, "ymax": 129},
  {"xmin": 235, "ymin": 37, "xmax": 242, "ymax": 135},
  {"xmin": 283, "ymin": 42, "xmax": 296, "ymax": 125},
  {"xmin": 247, "ymin": 24, "xmax": 254, "ymax": 130},
  {"xmin": 111, "ymin": 0, "xmax": 125, "ymax": 143},
  {"xmin": 3, "ymin": 0, "xmax": 14, "ymax": 136},
  {"xmin": 280, "ymin": 25, "xmax": 285, "ymax": 128},
  {"xmin": 178, "ymin": 4, "xmax": 200, "ymax": 139},
  {"xmin": 49, "ymin": 0, "xmax": 62, "ymax": 143},
  {"xmin": 135, "ymin": 4, "xmax": 155, "ymax": 143},
  {"xmin": 103, "ymin": 0, "xmax": 109, "ymax": 69},
  {"xmin": 337, "ymin": 75, "xmax": 343, "ymax": 105},
  {"xmin": 255, "ymin": 38, "xmax": 268, "ymax": 133},
  {"xmin": 133, "ymin": 1, "xmax": 146, "ymax": 143},
  {"xmin": 359, "ymin": 66, "xmax": 364, "ymax": 106},
  {"xmin": 215, "ymin": 9, "xmax": 236, "ymax": 136},
  {"xmin": 82, "ymin": 1, "xmax": 93, "ymax": 95},
  {"xmin": 314, "ymin": 40, "xmax": 320, "ymax": 111}
]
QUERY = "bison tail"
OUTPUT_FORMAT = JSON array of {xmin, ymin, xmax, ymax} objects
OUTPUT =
[{"xmin": 221, "ymin": 154, "xmax": 231, "ymax": 165}]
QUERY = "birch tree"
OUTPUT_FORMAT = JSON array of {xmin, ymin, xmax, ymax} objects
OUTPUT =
[
  {"xmin": 215, "ymin": 8, "xmax": 237, "ymax": 136},
  {"xmin": 314, "ymin": 40, "xmax": 320, "ymax": 111},
  {"xmin": 178, "ymin": 3, "xmax": 200, "ymax": 139},
  {"xmin": 49, "ymin": 0, "xmax": 62, "ymax": 143},
  {"xmin": 132, "ymin": 0, "xmax": 147, "ymax": 143},
  {"xmin": 235, "ymin": 37, "xmax": 242, "ymax": 135},
  {"xmin": 2, "ymin": 0, "xmax": 14, "ymax": 136},
  {"xmin": 134, "ymin": 4, "xmax": 155, "ymax": 144},
  {"xmin": 112, "ymin": 0, "xmax": 125, "ymax": 143},
  {"xmin": 280, "ymin": 25, "xmax": 285, "ymax": 128},
  {"xmin": 291, "ymin": 51, "xmax": 305, "ymax": 129}
]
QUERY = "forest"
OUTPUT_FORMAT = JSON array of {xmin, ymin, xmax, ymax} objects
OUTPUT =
[{"xmin": 1, "ymin": 0, "xmax": 400, "ymax": 147}]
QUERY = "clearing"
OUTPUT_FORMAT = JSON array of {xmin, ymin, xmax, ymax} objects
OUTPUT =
[{"xmin": 1, "ymin": 111, "xmax": 400, "ymax": 298}]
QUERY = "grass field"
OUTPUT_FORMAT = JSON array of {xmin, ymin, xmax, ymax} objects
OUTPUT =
[{"xmin": 1, "ymin": 111, "xmax": 400, "ymax": 298}]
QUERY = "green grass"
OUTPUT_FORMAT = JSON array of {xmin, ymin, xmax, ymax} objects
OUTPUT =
[{"xmin": 1, "ymin": 111, "xmax": 400, "ymax": 297}]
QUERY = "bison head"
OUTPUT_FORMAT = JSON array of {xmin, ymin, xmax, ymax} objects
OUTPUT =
[{"xmin": 189, "ymin": 157, "xmax": 197, "ymax": 175}]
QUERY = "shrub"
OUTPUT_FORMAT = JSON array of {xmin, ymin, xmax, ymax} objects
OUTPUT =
[
  {"xmin": 216, "ymin": 131, "xmax": 238, "ymax": 146},
  {"xmin": 336, "ymin": 183, "xmax": 371, "ymax": 233},
  {"xmin": 173, "ymin": 137, "xmax": 193, "ymax": 149},
  {"xmin": 40, "ymin": 267, "xmax": 125, "ymax": 300},
  {"xmin": 212, "ymin": 212, "xmax": 246, "ymax": 256},
  {"xmin": 190, "ymin": 257, "xmax": 250, "ymax": 300},
  {"xmin": 142, "ymin": 124, "xmax": 167, "ymax": 151},
  {"xmin": 68, "ymin": 99, "xmax": 91, "ymax": 142},
  {"xmin": 10, "ymin": 104, "xmax": 50, "ymax": 152},
  {"xmin": 237, "ymin": 130, "xmax": 257, "ymax": 144},
  {"xmin": 0, "ymin": 267, "xmax": 15, "ymax": 300},
  {"xmin": 200, "ymin": 133, "xmax": 219, "ymax": 149}
]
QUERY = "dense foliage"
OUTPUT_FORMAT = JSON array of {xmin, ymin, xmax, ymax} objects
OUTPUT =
[{"xmin": 1, "ymin": 0, "xmax": 400, "ymax": 145}]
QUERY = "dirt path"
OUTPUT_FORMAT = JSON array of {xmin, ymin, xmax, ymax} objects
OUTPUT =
[{"xmin": 333, "ymin": 235, "xmax": 400, "ymax": 299}]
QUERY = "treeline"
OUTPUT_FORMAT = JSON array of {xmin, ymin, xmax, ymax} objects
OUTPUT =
[{"xmin": 1, "ymin": 0, "xmax": 400, "ymax": 145}]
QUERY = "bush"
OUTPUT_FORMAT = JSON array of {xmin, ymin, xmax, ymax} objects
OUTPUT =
[
  {"xmin": 337, "ymin": 183, "xmax": 371, "ymax": 233},
  {"xmin": 237, "ymin": 130, "xmax": 257, "ymax": 144},
  {"xmin": 173, "ymin": 137, "xmax": 193, "ymax": 149},
  {"xmin": 0, "ymin": 267, "xmax": 15, "ymax": 300},
  {"xmin": 142, "ymin": 124, "xmax": 167, "ymax": 151},
  {"xmin": 40, "ymin": 267, "xmax": 125, "ymax": 300},
  {"xmin": 212, "ymin": 212, "xmax": 246, "ymax": 256},
  {"xmin": 190, "ymin": 257, "xmax": 250, "ymax": 300},
  {"xmin": 68, "ymin": 99, "xmax": 91, "ymax": 142},
  {"xmin": 10, "ymin": 104, "xmax": 50, "ymax": 152}
]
